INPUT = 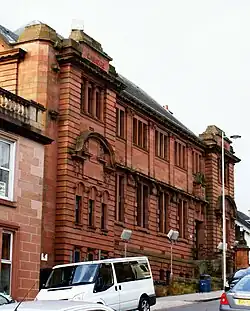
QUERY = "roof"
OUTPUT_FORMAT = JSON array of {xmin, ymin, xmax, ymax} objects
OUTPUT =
[
  {"xmin": 0, "ymin": 25, "xmax": 18, "ymax": 43},
  {"xmin": 0, "ymin": 22, "xmax": 201, "ymax": 142},
  {"xmin": 118, "ymin": 74, "xmax": 200, "ymax": 140},
  {"xmin": 0, "ymin": 300, "xmax": 113, "ymax": 311},
  {"xmin": 237, "ymin": 210, "xmax": 250, "ymax": 230}
]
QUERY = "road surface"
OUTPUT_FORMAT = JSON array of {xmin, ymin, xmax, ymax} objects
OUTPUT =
[{"xmin": 165, "ymin": 300, "xmax": 219, "ymax": 311}]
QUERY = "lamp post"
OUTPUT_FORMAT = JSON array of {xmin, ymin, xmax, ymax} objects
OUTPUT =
[
  {"xmin": 221, "ymin": 132, "xmax": 241, "ymax": 289},
  {"xmin": 167, "ymin": 229, "xmax": 179, "ymax": 280}
]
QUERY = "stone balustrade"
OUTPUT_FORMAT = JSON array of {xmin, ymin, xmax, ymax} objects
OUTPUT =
[{"xmin": 0, "ymin": 87, "xmax": 45, "ymax": 131}]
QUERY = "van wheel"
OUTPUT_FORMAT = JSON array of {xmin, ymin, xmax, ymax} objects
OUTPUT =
[{"xmin": 139, "ymin": 297, "xmax": 150, "ymax": 311}]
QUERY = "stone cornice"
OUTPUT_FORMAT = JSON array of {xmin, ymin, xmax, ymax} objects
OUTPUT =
[
  {"xmin": 205, "ymin": 144, "xmax": 241, "ymax": 163},
  {"xmin": 57, "ymin": 51, "xmax": 126, "ymax": 92},
  {"xmin": 0, "ymin": 48, "xmax": 26, "ymax": 63}
]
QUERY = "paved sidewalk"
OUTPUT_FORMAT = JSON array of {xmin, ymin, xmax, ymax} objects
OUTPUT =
[{"xmin": 152, "ymin": 290, "xmax": 223, "ymax": 310}]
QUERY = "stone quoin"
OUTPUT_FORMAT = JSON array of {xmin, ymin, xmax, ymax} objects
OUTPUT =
[{"xmin": 0, "ymin": 21, "xmax": 240, "ymax": 298}]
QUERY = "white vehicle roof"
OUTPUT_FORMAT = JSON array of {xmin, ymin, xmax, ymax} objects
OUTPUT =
[
  {"xmin": 0, "ymin": 300, "xmax": 114, "ymax": 311},
  {"xmin": 52, "ymin": 256, "xmax": 149, "ymax": 269}
]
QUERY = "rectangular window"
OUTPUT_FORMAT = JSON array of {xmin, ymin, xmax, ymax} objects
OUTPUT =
[
  {"xmin": 101, "ymin": 203, "xmax": 107, "ymax": 230},
  {"xmin": 218, "ymin": 158, "xmax": 229, "ymax": 185},
  {"xmin": 133, "ymin": 118, "xmax": 148, "ymax": 150},
  {"xmin": 137, "ymin": 183, "xmax": 149, "ymax": 228},
  {"xmin": 87, "ymin": 86, "xmax": 92, "ymax": 115},
  {"xmin": 114, "ymin": 260, "xmax": 150, "ymax": 283},
  {"xmin": 158, "ymin": 192, "xmax": 169, "ymax": 234},
  {"xmin": 116, "ymin": 108, "xmax": 125, "ymax": 138},
  {"xmin": 88, "ymin": 199, "xmax": 94, "ymax": 227},
  {"xmin": 0, "ymin": 139, "xmax": 15, "ymax": 200},
  {"xmin": 178, "ymin": 200, "xmax": 188, "ymax": 238},
  {"xmin": 155, "ymin": 130, "xmax": 168, "ymax": 159},
  {"xmin": 174, "ymin": 141, "xmax": 186, "ymax": 169},
  {"xmin": 80, "ymin": 81, "xmax": 85, "ymax": 113},
  {"xmin": 0, "ymin": 231, "xmax": 13, "ymax": 294},
  {"xmin": 96, "ymin": 91, "xmax": 101, "ymax": 120},
  {"xmin": 75, "ymin": 196, "xmax": 81, "ymax": 224},
  {"xmin": 116, "ymin": 175, "xmax": 124, "ymax": 222},
  {"xmin": 192, "ymin": 151, "xmax": 202, "ymax": 174},
  {"xmin": 73, "ymin": 249, "xmax": 81, "ymax": 263}
]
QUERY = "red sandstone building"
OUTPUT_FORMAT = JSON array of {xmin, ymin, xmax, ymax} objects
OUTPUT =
[
  {"xmin": 0, "ymin": 84, "xmax": 52, "ymax": 298},
  {"xmin": 0, "ymin": 21, "xmax": 240, "ymax": 295}
]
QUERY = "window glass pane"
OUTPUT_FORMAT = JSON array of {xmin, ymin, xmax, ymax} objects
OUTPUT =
[
  {"xmin": 114, "ymin": 262, "xmax": 135, "ymax": 283},
  {"xmin": 234, "ymin": 276, "xmax": 250, "ymax": 291},
  {"xmin": 0, "ymin": 170, "xmax": 9, "ymax": 198},
  {"xmin": 74, "ymin": 250, "xmax": 81, "ymax": 263},
  {"xmin": 2, "ymin": 233, "xmax": 11, "ymax": 260},
  {"xmin": 0, "ymin": 141, "xmax": 10, "ymax": 169},
  {"xmin": 0, "ymin": 295, "xmax": 8, "ymax": 305},
  {"xmin": 130, "ymin": 261, "xmax": 150, "ymax": 280},
  {"xmin": 98, "ymin": 263, "xmax": 113, "ymax": 286},
  {"xmin": 0, "ymin": 263, "xmax": 11, "ymax": 294}
]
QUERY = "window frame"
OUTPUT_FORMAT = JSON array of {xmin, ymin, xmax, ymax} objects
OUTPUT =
[
  {"xmin": 174, "ymin": 140, "xmax": 186, "ymax": 169},
  {"xmin": 116, "ymin": 174, "xmax": 125, "ymax": 223},
  {"xmin": 178, "ymin": 200, "xmax": 188, "ymax": 239},
  {"xmin": 0, "ymin": 137, "xmax": 15, "ymax": 201},
  {"xmin": 116, "ymin": 107, "xmax": 126, "ymax": 139},
  {"xmin": 158, "ymin": 192, "xmax": 169, "ymax": 234},
  {"xmin": 132, "ymin": 117, "xmax": 148, "ymax": 150},
  {"xmin": 0, "ymin": 231, "xmax": 13, "ymax": 295},
  {"xmin": 137, "ymin": 183, "xmax": 149, "ymax": 229},
  {"xmin": 155, "ymin": 129, "xmax": 169, "ymax": 160}
]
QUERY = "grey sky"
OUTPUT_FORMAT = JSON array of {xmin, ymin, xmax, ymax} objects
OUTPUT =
[{"xmin": 1, "ymin": 0, "xmax": 247, "ymax": 214}]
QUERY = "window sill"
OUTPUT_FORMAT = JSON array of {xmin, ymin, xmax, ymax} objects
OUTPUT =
[
  {"xmin": 87, "ymin": 226, "xmax": 96, "ymax": 232},
  {"xmin": 156, "ymin": 156, "xmax": 169, "ymax": 163},
  {"xmin": 179, "ymin": 238, "xmax": 188, "ymax": 244},
  {"xmin": 136, "ymin": 226, "xmax": 150, "ymax": 234},
  {"xmin": 74, "ymin": 223, "xmax": 82, "ymax": 229},
  {"xmin": 80, "ymin": 111, "xmax": 104, "ymax": 125},
  {"xmin": 101, "ymin": 229, "xmax": 109, "ymax": 235},
  {"xmin": 133, "ymin": 144, "xmax": 148, "ymax": 154},
  {"xmin": 115, "ymin": 221, "xmax": 125, "ymax": 227},
  {"xmin": 175, "ymin": 165, "xmax": 187, "ymax": 172},
  {"xmin": 116, "ymin": 135, "xmax": 126, "ymax": 142},
  {"xmin": 0, "ymin": 198, "xmax": 16, "ymax": 208},
  {"xmin": 157, "ymin": 232, "xmax": 168, "ymax": 238}
]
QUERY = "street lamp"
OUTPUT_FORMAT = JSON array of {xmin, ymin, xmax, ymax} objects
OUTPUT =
[
  {"xmin": 120, "ymin": 229, "xmax": 132, "ymax": 257},
  {"xmin": 167, "ymin": 229, "xmax": 179, "ymax": 279},
  {"xmin": 221, "ymin": 132, "xmax": 241, "ymax": 289}
]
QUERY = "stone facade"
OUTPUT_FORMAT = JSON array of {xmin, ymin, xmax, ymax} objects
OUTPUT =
[
  {"xmin": 0, "ymin": 85, "xmax": 52, "ymax": 300},
  {"xmin": 0, "ymin": 21, "xmax": 240, "ymax": 291}
]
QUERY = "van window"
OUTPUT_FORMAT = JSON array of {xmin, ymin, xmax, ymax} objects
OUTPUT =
[
  {"xmin": 130, "ymin": 260, "xmax": 151, "ymax": 280},
  {"xmin": 114, "ymin": 262, "xmax": 135, "ymax": 283},
  {"xmin": 45, "ymin": 264, "xmax": 99, "ymax": 288},
  {"xmin": 95, "ymin": 263, "xmax": 113, "ymax": 292}
]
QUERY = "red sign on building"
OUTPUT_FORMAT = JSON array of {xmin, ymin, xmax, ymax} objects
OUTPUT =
[{"xmin": 82, "ymin": 44, "xmax": 109, "ymax": 72}]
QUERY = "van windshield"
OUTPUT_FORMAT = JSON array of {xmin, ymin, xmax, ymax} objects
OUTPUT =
[{"xmin": 45, "ymin": 264, "xmax": 99, "ymax": 289}]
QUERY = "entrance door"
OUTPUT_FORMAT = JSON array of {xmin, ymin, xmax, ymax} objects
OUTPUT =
[{"xmin": 194, "ymin": 221, "xmax": 205, "ymax": 259}]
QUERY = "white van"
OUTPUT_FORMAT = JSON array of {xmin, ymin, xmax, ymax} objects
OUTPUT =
[{"xmin": 36, "ymin": 256, "xmax": 156, "ymax": 311}]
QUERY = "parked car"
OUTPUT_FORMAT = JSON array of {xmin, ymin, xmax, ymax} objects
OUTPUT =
[
  {"xmin": 225, "ymin": 267, "xmax": 250, "ymax": 291},
  {"xmin": 220, "ymin": 274, "xmax": 250, "ymax": 310},
  {"xmin": 0, "ymin": 300, "xmax": 115, "ymax": 311},
  {"xmin": 0, "ymin": 292, "xmax": 15, "ymax": 306},
  {"xmin": 36, "ymin": 256, "xmax": 156, "ymax": 311}
]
